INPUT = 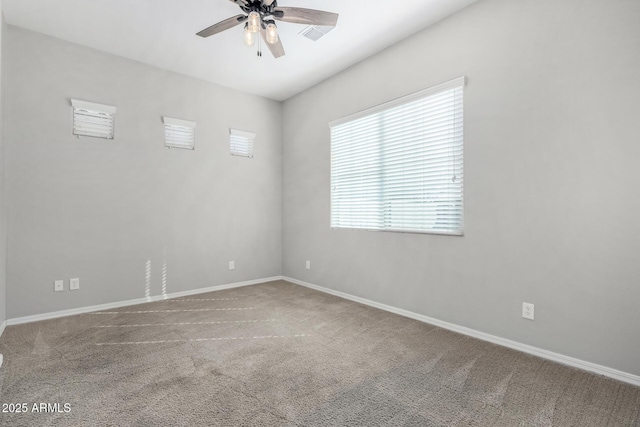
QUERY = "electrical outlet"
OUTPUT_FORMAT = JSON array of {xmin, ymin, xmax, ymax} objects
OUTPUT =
[
  {"xmin": 229, "ymin": 261, "xmax": 235, "ymax": 270},
  {"xmin": 70, "ymin": 278, "xmax": 80, "ymax": 291},
  {"xmin": 522, "ymin": 302, "xmax": 535, "ymax": 320},
  {"xmin": 54, "ymin": 280, "xmax": 64, "ymax": 292},
  {"xmin": 305, "ymin": 260, "xmax": 311, "ymax": 270}
]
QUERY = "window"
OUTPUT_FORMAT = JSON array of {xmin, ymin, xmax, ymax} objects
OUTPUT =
[
  {"xmin": 229, "ymin": 129, "xmax": 255, "ymax": 158},
  {"xmin": 71, "ymin": 99, "xmax": 116, "ymax": 139},
  {"xmin": 164, "ymin": 117, "xmax": 196, "ymax": 150},
  {"xmin": 330, "ymin": 76, "xmax": 465, "ymax": 235}
]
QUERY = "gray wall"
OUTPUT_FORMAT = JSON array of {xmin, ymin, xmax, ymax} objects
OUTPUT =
[
  {"xmin": 5, "ymin": 26, "xmax": 282, "ymax": 319},
  {"xmin": 282, "ymin": 0, "xmax": 640, "ymax": 375},
  {"xmin": 0, "ymin": 2, "xmax": 6, "ymax": 326}
]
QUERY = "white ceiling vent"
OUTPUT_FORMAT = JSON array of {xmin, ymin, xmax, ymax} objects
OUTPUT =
[{"xmin": 299, "ymin": 25, "xmax": 335, "ymax": 42}]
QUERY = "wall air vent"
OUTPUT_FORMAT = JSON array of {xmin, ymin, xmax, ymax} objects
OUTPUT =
[{"xmin": 299, "ymin": 25, "xmax": 335, "ymax": 42}]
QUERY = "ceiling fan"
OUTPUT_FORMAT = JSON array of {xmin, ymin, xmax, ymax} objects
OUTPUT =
[{"xmin": 196, "ymin": 0, "xmax": 339, "ymax": 58}]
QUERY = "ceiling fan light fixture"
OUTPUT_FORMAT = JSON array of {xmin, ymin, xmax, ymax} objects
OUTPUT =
[
  {"xmin": 266, "ymin": 23, "xmax": 279, "ymax": 44},
  {"xmin": 243, "ymin": 24, "xmax": 255, "ymax": 46},
  {"xmin": 196, "ymin": 2, "xmax": 339, "ymax": 59},
  {"xmin": 248, "ymin": 11, "xmax": 261, "ymax": 33}
]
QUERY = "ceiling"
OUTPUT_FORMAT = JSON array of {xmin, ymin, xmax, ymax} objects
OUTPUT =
[{"xmin": 3, "ymin": 0, "xmax": 477, "ymax": 101}]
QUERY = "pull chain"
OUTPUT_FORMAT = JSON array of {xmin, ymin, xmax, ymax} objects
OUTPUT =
[{"xmin": 257, "ymin": 29, "xmax": 262, "ymax": 57}]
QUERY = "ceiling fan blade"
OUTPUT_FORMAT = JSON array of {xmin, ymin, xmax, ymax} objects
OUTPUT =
[
  {"xmin": 261, "ymin": 28, "xmax": 285, "ymax": 58},
  {"xmin": 196, "ymin": 14, "xmax": 246, "ymax": 38},
  {"xmin": 263, "ymin": 0, "xmax": 275, "ymax": 5},
  {"xmin": 272, "ymin": 7, "xmax": 338, "ymax": 27},
  {"xmin": 228, "ymin": 0, "xmax": 248, "ymax": 5}
]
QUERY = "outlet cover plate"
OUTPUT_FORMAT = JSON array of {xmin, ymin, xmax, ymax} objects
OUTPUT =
[
  {"xmin": 70, "ymin": 278, "xmax": 80, "ymax": 290},
  {"xmin": 229, "ymin": 261, "xmax": 235, "ymax": 270},
  {"xmin": 305, "ymin": 260, "xmax": 311, "ymax": 270},
  {"xmin": 522, "ymin": 302, "xmax": 535, "ymax": 320},
  {"xmin": 54, "ymin": 280, "xmax": 64, "ymax": 292}
]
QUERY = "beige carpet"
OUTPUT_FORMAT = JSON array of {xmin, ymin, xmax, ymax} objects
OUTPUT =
[{"xmin": 0, "ymin": 280, "xmax": 638, "ymax": 426}]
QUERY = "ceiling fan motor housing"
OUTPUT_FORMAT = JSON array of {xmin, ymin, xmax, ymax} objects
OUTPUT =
[{"xmin": 239, "ymin": 0, "xmax": 278, "ymax": 17}]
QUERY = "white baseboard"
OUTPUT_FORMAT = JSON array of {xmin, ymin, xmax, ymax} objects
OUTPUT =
[
  {"xmin": 6, "ymin": 276, "xmax": 282, "ymax": 326},
  {"xmin": 283, "ymin": 276, "xmax": 640, "ymax": 388}
]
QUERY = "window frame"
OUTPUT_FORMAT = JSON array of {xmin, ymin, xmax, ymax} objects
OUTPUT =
[
  {"xmin": 71, "ymin": 99, "xmax": 116, "ymax": 140},
  {"xmin": 229, "ymin": 128, "xmax": 255, "ymax": 158},
  {"xmin": 329, "ymin": 76, "xmax": 466, "ymax": 236},
  {"xmin": 163, "ymin": 116, "xmax": 196, "ymax": 150}
]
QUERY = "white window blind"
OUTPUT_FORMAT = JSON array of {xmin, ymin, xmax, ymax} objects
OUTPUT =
[
  {"xmin": 163, "ymin": 117, "xmax": 196, "ymax": 150},
  {"xmin": 229, "ymin": 129, "xmax": 255, "ymax": 158},
  {"xmin": 330, "ymin": 76, "xmax": 465, "ymax": 235},
  {"xmin": 71, "ymin": 99, "xmax": 116, "ymax": 139}
]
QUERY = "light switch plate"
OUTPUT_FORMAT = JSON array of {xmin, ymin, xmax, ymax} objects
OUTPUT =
[
  {"xmin": 54, "ymin": 280, "xmax": 64, "ymax": 292},
  {"xmin": 70, "ymin": 278, "xmax": 80, "ymax": 290}
]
